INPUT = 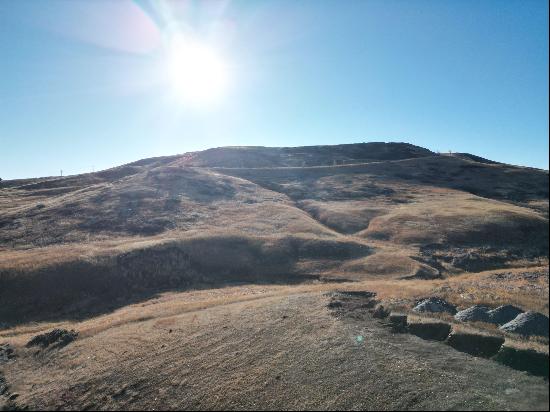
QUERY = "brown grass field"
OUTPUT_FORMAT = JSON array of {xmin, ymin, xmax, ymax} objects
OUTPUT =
[{"xmin": 0, "ymin": 143, "xmax": 548, "ymax": 410}]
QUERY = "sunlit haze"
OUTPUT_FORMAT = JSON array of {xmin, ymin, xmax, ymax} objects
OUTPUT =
[{"xmin": 165, "ymin": 34, "xmax": 229, "ymax": 106}]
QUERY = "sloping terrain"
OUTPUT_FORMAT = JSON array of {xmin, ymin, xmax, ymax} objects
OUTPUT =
[
  {"xmin": 0, "ymin": 142, "xmax": 548, "ymax": 410},
  {"xmin": 1, "ymin": 286, "xmax": 548, "ymax": 411},
  {"xmin": 0, "ymin": 143, "xmax": 548, "ymax": 324}
]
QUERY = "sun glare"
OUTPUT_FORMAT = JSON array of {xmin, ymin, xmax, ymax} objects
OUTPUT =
[{"xmin": 166, "ymin": 35, "xmax": 228, "ymax": 107}]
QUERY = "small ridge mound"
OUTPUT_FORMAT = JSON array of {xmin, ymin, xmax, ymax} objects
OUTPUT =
[
  {"xmin": 326, "ymin": 291, "xmax": 378, "ymax": 321},
  {"xmin": 336, "ymin": 291, "xmax": 377, "ymax": 299},
  {"xmin": 487, "ymin": 305, "xmax": 524, "ymax": 325},
  {"xmin": 26, "ymin": 329, "xmax": 78, "ymax": 349},
  {"xmin": 499, "ymin": 311, "xmax": 549, "ymax": 337},
  {"xmin": 408, "ymin": 322, "xmax": 452, "ymax": 341},
  {"xmin": 454, "ymin": 305, "xmax": 491, "ymax": 323},
  {"xmin": 401, "ymin": 265, "xmax": 441, "ymax": 280},
  {"xmin": 413, "ymin": 297, "xmax": 457, "ymax": 315},
  {"xmin": 492, "ymin": 346, "xmax": 549, "ymax": 378},
  {"xmin": 446, "ymin": 331, "xmax": 504, "ymax": 358}
]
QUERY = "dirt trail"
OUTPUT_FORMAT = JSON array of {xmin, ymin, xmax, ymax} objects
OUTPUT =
[{"xmin": 1, "ymin": 288, "xmax": 548, "ymax": 410}]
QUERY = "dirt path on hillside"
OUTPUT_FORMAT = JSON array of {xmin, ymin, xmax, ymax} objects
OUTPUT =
[{"xmin": 1, "ymin": 288, "xmax": 548, "ymax": 410}]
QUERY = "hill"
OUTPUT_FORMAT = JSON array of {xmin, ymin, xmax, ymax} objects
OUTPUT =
[
  {"xmin": 0, "ymin": 142, "xmax": 548, "ymax": 410},
  {"xmin": 0, "ymin": 142, "xmax": 548, "ymax": 323}
]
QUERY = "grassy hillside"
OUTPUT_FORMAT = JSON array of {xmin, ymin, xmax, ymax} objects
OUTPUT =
[
  {"xmin": 174, "ymin": 142, "xmax": 436, "ymax": 168},
  {"xmin": 0, "ymin": 142, "xmax": 548, "ymax": 325}
]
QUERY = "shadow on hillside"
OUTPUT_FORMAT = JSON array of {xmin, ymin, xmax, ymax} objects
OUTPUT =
[
  {"xmin": 0, "ymin": 274, "xmax": 340, "ymax": 329},
  {"xmin": 0, "ymin": 235, "xmax": 366, "ymax": 328}
]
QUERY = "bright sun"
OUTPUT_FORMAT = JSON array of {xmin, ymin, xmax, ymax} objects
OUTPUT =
[{"xmin": 166, "ymin": 35, "xmax": 228, "ymax": 106}]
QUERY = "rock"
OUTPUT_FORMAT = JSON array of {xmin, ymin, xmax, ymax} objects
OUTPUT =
[
  {"xmin": 408, "ymin": 322, "xmax": 452, "ymax": 341},
  {"xmin": 413, "ymin": 297, "xmax": 457, "ymax": 315},
  {"xmin": 492, "ymin": 346, "xmax": 549, "ymax": 378},
  {"xmin": 0, "ymin": 375, "xmax": 8, "ymax": 396},
  {"xmin": 26, "ymin": 329, "xmax": 78, "ymax": 349},
  {"xmin": 487, "ymin": 305, "xmax": 524, "ymax": 325},
  {"xmin": 454, "ymin": 305, "xmax": 491, "ymax": 323},
  {"xmin": 446, "ymin": 331, "xmax": 504, "ymax": 358},
  {"xmin": 0, "ymin": 344, "xmax": 15, "ymax": 363},
  {"xmin": 371, "ymin": 304, "xmax": 390, "ymax": 319},
  {"xmin": 499, "ymin": 311, "xmax": 549, "ymax": 337}
]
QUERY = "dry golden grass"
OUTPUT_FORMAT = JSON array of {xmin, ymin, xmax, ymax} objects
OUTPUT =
[
  {"xmin": 1, "ymin": 282, "xmax": 548, "ymax": 411},
  {"xmin": 0, "ymin": 282, "xmax": 342, "ymax": 343},
  {"xmin": 354, "ymin": 267, "xmax": 549, "ymax": 313},
  {"xmin": 0, "ymin": 143, "xmax": 548, "ymax": 367},
  {"xmin": 362, "ymin": 193, "xmax": 548, "ymax": 246}
]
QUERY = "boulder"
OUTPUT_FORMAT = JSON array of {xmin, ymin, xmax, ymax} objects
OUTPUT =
[
  {"xmin": 487, "ymin": 305, "xmax": 524, "ymax": 325},
  {"xmin": 413, "ymin": 297, "xmax": 457, "ymax": 315},
  {"xmin": 499, "ymin": 311, "xmax": 549, "ymax": 337},
  {"xmin": 454, "ymin": 305, "xmax": 491, "ymax": 323}
]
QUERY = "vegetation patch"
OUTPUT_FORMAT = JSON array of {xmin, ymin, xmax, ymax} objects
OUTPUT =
[{"xmin": 26, "ymin": 329, "xmax": 78, "ymax": 350}]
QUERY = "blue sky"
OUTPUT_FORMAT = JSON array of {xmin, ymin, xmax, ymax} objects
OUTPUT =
[{"xmin": 1, "ymin": 0, "xmax": 548, "ymax": 179}]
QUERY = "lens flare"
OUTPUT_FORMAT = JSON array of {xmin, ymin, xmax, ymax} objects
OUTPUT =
[{"xmin": 166, "ymin": 35, "xmax": 228, "ymax": 106}]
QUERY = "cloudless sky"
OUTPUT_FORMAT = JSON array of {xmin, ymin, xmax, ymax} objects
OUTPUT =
[{"xmin": 1, "ymin": 0, "xmax": 548, "ymax": 179}]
